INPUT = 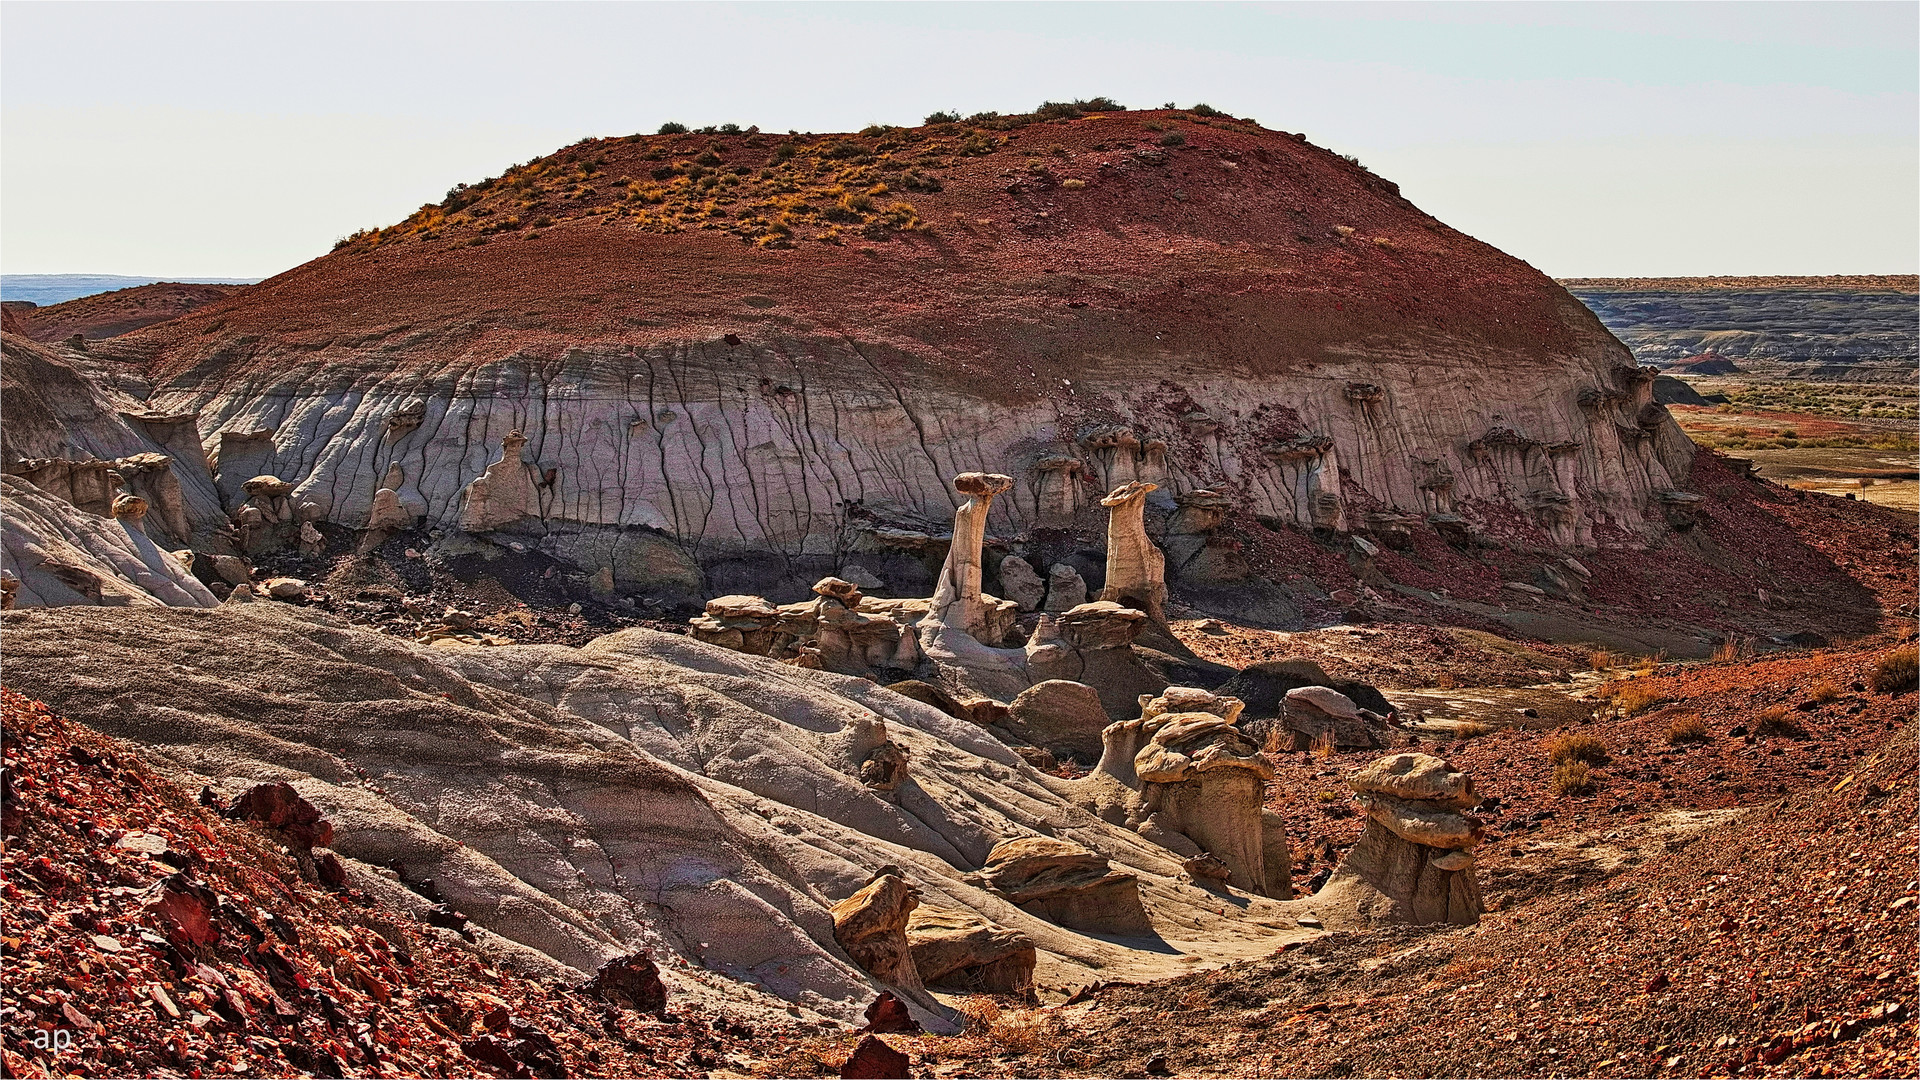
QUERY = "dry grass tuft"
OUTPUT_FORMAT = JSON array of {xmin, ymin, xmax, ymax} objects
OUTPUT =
[
  {"xmin": 1454, "ymin": 720, "xmax": 1495, "ymax": 738},
  {"xmin": 1310, "ymin": 730, "xmax": 1336, "ymax": 760},
  {"xmin": 1806, "ymin": 680, "xmax": 1842, "ymax": 705},
  {"xmin": 1664, "ymin": 714, "xmax": 1710, "ymax": 745},
  {"xmin": 1552, "ymin": 760, "xmax": 1593, "ymax": 796},
  {"xmin": 1868, "ymin": 646, "xmax": 1917, "ymax": 695},
  {"xmin": 956, "ymin": 997, "xmax": 1053, "ymax": 1052},
  {"xmin": 1754, "ymin": 706, "xmax": 1802, "ymax": 739},
  {"xmin": 1588, "ymin": 649, "xmax": 1614, "ymax": 671},
  {"xmin": 1608, "ymin": 681, "xmax": 1663, "ymax": 716},
  {"xmin": 1547, "ymin": 732, "xmax": 1610, "ymax": 766}
]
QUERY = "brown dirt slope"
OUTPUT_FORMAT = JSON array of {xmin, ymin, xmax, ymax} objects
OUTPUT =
[
  {"xmin": 119, "ymin": 107, "xmax": 1613, "ymax": 396},
  {"xmin": 0, "ymin": 689, "xmax": 784, "ymax": 1079},
  {"xmin": 7, "ymin": 283, "xmax": 247, "ymax": 343}
]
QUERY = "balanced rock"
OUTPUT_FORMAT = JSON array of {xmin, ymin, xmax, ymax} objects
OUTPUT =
[
  {"xmin": 905, "ymin": 905, "xmax": 1037, "ymax": 993},
  {"xmin": 1312, "ymin": 753, "xmax": 1485, "ymax": 926},
  {"xmin": 974, "ymin": 836, "xmax": 1149, "ymax": 935},
  {"xmin": 1096, "ymin": 688, "xmax": 1279, "ymax": 896}
]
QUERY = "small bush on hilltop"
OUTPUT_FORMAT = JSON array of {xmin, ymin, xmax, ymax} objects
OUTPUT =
[
  {"xmin": 1160, "ymin": 130, "xmax": 1187, "ymax": 147},
  {"xmin": 1547, "ymin": 732, "xmax": 1610, "ymax": 766},
  {"xmin": 1189, "ymin": 102, "xmax": 1225, "ymax": 117},
  {"xmin": 1664, "ymin": 714, "xmax": 1710, "ymax": 745},
  {"xmin": 1553, "ymin": 760, "xmax": 1594, "ymax": 796},
  {"xmin": 1869, "ymin": 646, "xmax": 1918, "ymax": 695},
  {"xmin": 923, "ymin": 110, "xmax": 960, "ymax": 124},
  {"xmin": 656, "ymin": 121, "xmax": 688, "ymax": 135}
]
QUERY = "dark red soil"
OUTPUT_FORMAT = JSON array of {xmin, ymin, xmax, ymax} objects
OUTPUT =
[{"xmin": 119, "ymin": 110, "xmax": 1616, "ymax": 400}]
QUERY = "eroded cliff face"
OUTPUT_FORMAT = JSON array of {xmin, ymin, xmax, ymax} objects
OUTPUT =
[{"xmin": 109, "ymin": 110, "xmax": 1695, "ymax": 596}]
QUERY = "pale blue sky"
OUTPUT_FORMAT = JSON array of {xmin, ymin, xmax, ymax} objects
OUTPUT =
[{"xmin": 3, "ymin": 1, "xmax": 1914, "ymax": 277}]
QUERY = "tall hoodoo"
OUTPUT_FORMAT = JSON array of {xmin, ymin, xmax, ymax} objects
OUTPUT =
[
  {"xmin": 1098, "ymin": 480, "xmax": 1168, "ymax": 627},
  {"xmin": 922, "ymin": 472, "xmax": 1015, "ymax": 644}
]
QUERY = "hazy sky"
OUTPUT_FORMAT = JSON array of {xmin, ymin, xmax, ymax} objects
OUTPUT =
[{"xmin": 3, "ymin": 1, "xmax": 1915, "ymax": 278}]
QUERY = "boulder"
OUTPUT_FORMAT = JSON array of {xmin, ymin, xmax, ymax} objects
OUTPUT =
[
  {"xmin": 1007, "ymin": 680, "xmax": 1110, "ymax": 762},
  {"xmin": 580, "ymin": 952, "xmax": 667, "ymax": 1014},
  {"xmin": 995, "ymin": 555, "xmax": 1046, "ymax": 612},
  {"xmin": 1280, "ymin": 685, "xmax": 1395, "ymax": 750},
  {"xmin": 840, "ymin": 1035, "xmax": 911, "ymax": 1080},
  {"xmin": 905, "ymin": 906, "xmax": 1036, "ymax": 993},
  {"xmin": 974, "ymin": 836, "xmax": 1150, "ymax": 935},
  {"xmin": 1042, "ymin": 564, "xmax": 1087, "ymax": 612}
]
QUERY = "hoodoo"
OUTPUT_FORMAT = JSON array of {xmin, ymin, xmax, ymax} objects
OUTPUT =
[{"xmin": 76, "ymin": 108, "xmax": 1694, "ymax": 604}]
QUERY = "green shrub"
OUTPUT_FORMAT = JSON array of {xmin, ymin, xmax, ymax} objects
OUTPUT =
[
  {"xmin": 656, "ymin": 121, "xmax": 689, "ymax": 135},
  {"xmin": 1189, "ymin": 103, "xmax": 1224, "ymax": 117},
  {"xmin": 1159, "ymin": 131, "xmax": 1186, "ymax": 147},
  {"xmin": 923, "ymin": 111, "xmax": 960, "ymax": 125}
]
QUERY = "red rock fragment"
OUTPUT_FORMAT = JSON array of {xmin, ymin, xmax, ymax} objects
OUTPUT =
[
  {"xmin": 148, "ymin": 875, "xmax": 221, "ymax": 949},
  {"xmin": 862, "ymin": 990, "xmax": 921, "ymax": 1034},
  {"xmin": 1645, "ymin": 972, "xmax": 1671, "ymax": 992},
  {"xmin": 841, "ymin": 1034, "xmax": 912, "ymax": 1079},
  {"xmin": 580, "ymin": 951, "xmax": 667, "ymax": 1014},
  {"xmin": 227, "ymin": 782, "xmax": 334, "ymax": 849}
]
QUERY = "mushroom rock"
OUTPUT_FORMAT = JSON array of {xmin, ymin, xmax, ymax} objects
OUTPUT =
[
  {"xmin": 1168, "ymin": 489, "xmax": 1233, "ymax": 535},
  {"xmin": 972, "ymin": 836, "xmax": 1150, "ymax": 935},
  {"xmin": 687, "ymin": 594, "xmax": 783, "ymax": 654},
  {"xmin": 1103, "ymin": 688, "xmax": 1278, "ymax": 896},
  {"xmin": 1313, "ymin": 753, "xmax": 1485, "ymax": 926},
  {"xmin": 1027, "ymin": 601, "xmax": 1169, "ymax": 720},
  {"xmin": 917, "ymin": 473, "xmax": 1030, "ymax": 702},
  {"xmin": 905, "ymin": 905, "xmax": 1037, "ymax": 994},
  {"xmin": 460, "ymin": 430, "xmax": 540, "ymax": 533},
  {"xmin": 828, "ymin": 870, "xmax": 926, "ymax": 992},
  {"xmin": 1281, "ymin": 684, "xmax": 1396, "ymax": 750},
  {"xmin": 1006, "ymin": 679, "xmax": 1110, "ymax": 762},
  {"xmin": 1042, "ymin": 564, "xmax": 1087, "ymax": 612},
  {"xmin": 995, "ymin": 555, "xmax": 1045, "ymax": 612},
  {"xmin": 1097, "ymin": 481, "xmax": 1167, "ymax": 627}
]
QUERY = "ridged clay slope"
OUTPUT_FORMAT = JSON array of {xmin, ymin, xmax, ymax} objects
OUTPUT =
[{"xmin": 119, "ymin": 108, "xmax": 1697, "ymax": 595}]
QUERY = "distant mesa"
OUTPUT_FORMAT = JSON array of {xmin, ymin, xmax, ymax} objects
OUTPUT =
[
  {"xmin": 3, "ymin": 281, "xmax": 252, "ymax": 344},
  {"xmin": 1, "ymin": 274, "xmax": 261, "ymax": 307}
]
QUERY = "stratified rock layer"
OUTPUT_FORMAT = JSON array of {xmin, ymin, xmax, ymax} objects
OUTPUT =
[{"xmin": 109, "ymin": 111, "xmax": 1694, "ymax": 597}]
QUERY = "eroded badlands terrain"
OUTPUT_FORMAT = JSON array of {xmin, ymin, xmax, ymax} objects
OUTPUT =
[{"xmin": 2, "ymin": 105, "xmax": 1914, "ymax": 1080}]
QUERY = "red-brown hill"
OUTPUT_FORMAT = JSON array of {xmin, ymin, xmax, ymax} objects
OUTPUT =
[
  {"xmin": 123, "ymin": 107, "xmax": 1607, "ymax": 391},
  {"xmin": 9, "ymin": 283, "xmax": 247, "ymax": 344}
]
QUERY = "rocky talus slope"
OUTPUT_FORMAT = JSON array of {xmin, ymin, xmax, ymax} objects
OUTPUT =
[
  {"xmin": 88, "ymin": 108, "xmax": 1695, "ymax": 603},
  {"xmin": 0, "ymin": 690, "xmax": 789, "ymax": 1079}
]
